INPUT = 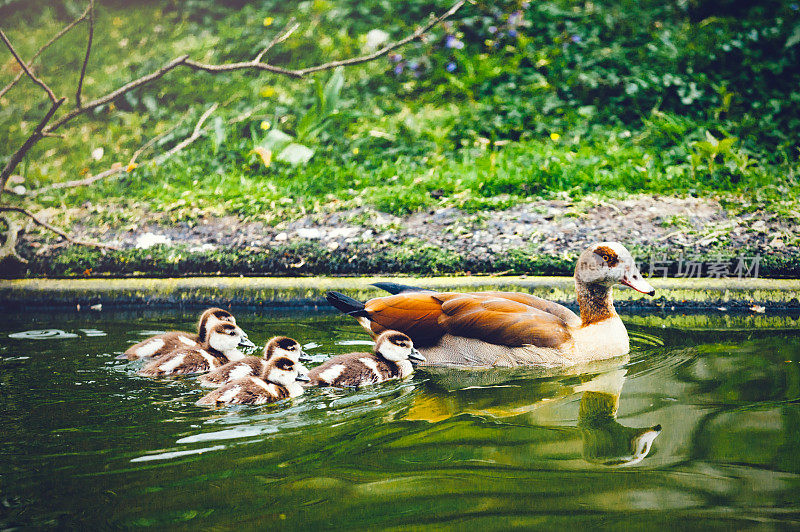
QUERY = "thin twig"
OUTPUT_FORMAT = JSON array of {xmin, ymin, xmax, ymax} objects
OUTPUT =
[
  {"xmin": 0, "ymin": 29, "xmax": 58, "ymax": 103},
  {"xmin": 0, "ymin": 2, "xmax": 91, "ymax": 99},
  {"xmin": 295, "ymin": 0, "xmax": 465, "ymax": 75},
  {"xmin": 254, "ymin": 19, "xmax": 299, "ymax": 63},
  {"xmin": 130, "ymin": 116, "xmax": 188, "ymax": 163},
  {"xmin": 35, "ymin": 166, "xmax": 123, "ymax": 193},
  {"xmin": 0, "ymin": 213, "xmax": 28, "ymax": 264},
  {"xmin": 0, "ymin": 98, "xmax": 65, "ymax": 198},
  {"xmin": 45, "ymin": 54, "xmax": 190, "ymax": 133},
  {"xmin": 155, "ymin": 102, "xmax": 218, "ymax": 162},
  {"xmin": 0, "ymin": 206, "xmax": 119, "ymax": 250},
  {"xmin": 183, "ymin": 0, "xmax": 465, "ymax": 77},
  {"xmin": 32, "ymin": 105, "xmax": 209, "ymax": 194},
  {"xmin": 75, "ymin": 0, "xmax": 95, "ymax": 108}
]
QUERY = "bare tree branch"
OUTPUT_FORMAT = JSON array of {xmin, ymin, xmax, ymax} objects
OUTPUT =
[
  {"xmin": 0, "ymin": 98, "xmax": 65, "ymax": 198},
  {"xmin": 32, "ymin": 105, "xmax": 212, "ymax": 194},
  {"xmin": 154, "ymin": 103, "xmax": 218, "ymax": 163},
  {"xmin": 0, "ymin": 29, "xmax": 58, "ymax": 103},
  {"xmin": 295, "ymin": 0, "xmax": 466, "ymax": 76},
  {"xmin": 45, "ymin": 54, "xmax": 191, "ymax": 133},
  {"xmin": 254, "ymin": 18, "xmax": 299, "ymax": 64},
  {"xmin": 129, "ymin": 117, "xmax": 187, "ymax": 163},
  {"xmin": 0, "ymin": 206, "xmax": 119, "ymax": 250},
  {"xmin": 1, "ymin": 0, "xmax": 466, "ymax": 253},
  {"xmin": 34, "ymin": 165, "xmax": 123, "ymax": 193},
  {"xmin": 182, "ymin": 0, "xmax": 466, "ymax": 77},
  {"xmin": 0, "ymin": 213, "xmax": 28, "ymax": 265},
  {"xmin": 75, "ymin": 0, "xmax": 95, "ymax": 108},
  {"xmin": 0, "ymin": 2, "xmax": 91, "ymax": 99}
]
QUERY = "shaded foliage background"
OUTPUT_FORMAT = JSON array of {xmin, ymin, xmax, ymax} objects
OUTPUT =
[{"xmin": 1, "ymin": 0, "xmax": 798, "ymax": 274}]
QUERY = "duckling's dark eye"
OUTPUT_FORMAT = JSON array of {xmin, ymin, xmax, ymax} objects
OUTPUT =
[{"xmin": 602, "ymin": 254, "xmax": 610, "ymax": 262}]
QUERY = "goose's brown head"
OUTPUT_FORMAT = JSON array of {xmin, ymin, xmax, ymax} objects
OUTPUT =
[{"xmin": 575, "ymin": 242, "xmax": 655, "ymax": 296}]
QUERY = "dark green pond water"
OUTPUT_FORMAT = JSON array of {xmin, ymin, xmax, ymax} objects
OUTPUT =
[{"xmin": 2, "ymin": 307, "xmax": 800, "ymax": 530}]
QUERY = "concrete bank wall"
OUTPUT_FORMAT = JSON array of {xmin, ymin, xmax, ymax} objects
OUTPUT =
[{"xmin": 1, "ymin": 276, "xmax": 798, "ymax": 309}]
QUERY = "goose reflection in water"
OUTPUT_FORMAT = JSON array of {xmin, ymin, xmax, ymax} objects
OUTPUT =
[{"xmin": 406, "ymin": 358, "xmax": 662, "ymax": 467}]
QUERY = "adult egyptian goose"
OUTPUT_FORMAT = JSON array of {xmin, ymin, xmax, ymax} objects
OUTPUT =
[{"xmin": 325, "ymin": 242, "xmax": 654, "ymax": 367}]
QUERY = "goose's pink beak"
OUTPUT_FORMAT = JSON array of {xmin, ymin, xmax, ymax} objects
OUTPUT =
[{"xmin": 621, "ymin": 271, "xmax": 655, "ymax": 296}]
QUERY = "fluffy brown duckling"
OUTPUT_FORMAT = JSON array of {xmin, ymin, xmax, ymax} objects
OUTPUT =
[
  {"xmin": 138, "ymin": 322, "xmax": 254, "ymax": 377},
  {"xmin": 308, "ymin": 331, "xmax": 425, "ymax": 388},
  {"xmin": 198, "ymin": 336, "xmax": 310, "ymax": 388},
  {"xmin": 196, "ymin": 356, "xmax": 310, "ymax": 406},
  {"xmin": 123, "ymin": 307, "xmax": 237, "ymax": 360}
]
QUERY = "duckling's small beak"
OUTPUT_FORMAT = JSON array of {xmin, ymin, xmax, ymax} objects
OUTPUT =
[
  {"xmin": 296, "ymin": 373, "xmax": 311, "ymax": 382},
  {"xmin": 298, "ymin": 351, "xmax": 313, "ymax": 362},
  {"xmin": 238, "ymin": 335, "xmax": 256, "ymax": 348},
  {"xmin": 409, "ymin": 348, "xmax": 426, "ymax": 363},
  {"xmin": 621, "ymin": 270, "xmax": 655, "ymax": 296}
]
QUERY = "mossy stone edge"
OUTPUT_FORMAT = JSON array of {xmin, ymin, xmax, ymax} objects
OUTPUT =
[{"xmin": 1, "ymin": 276, "xmax": 799, "ymax": 309}]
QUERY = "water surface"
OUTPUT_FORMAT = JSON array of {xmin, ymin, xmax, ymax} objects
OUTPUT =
[{"xmin": 1, "ymin": 307, "xmax": 800, "ymax": 529}]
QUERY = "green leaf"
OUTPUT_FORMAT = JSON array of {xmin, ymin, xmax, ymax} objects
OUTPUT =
[
  {"xmin": 785, "ymin": 23, "xmax": 800, "ymax": 48},
  {"xmin": 277, "ymin": 143, "xmax": 315, "ymax": 165},
  {"xmin": 260, "ymin": 129, "xmax": 293, "ymax": 152},
  {"xmin": 322, "ymin": 67, "xmax": 345, "ymax": 117}
]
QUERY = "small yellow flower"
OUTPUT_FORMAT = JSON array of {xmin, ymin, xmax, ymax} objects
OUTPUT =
[
  {"xmin": 260, "ymin": 86, "xmax": 275, "ymax": 98},
  {"xmin": 550, "ymin": 132, "xmax": 561, "ymax": 141},
  {"xmin": 263, "ymin": 16, "xmax": 274, "ymax": 26},
  {"xmin": 260, "ymin": 120, "xmax": 271, "ymax": 130},
  {"xmin": 126, "ymin": 162, "xmax": 138, "ymax": 172},
  {"xmin": 485, "ymin": 39, "xmax": 494, "ymax": 47},
  {"xmin": 112, "ymin": 17, "xmax": 123, "ymax": 27},
  {"xmin": 352, "ymin": 147, "xmax": 360, "ymax": 155}
]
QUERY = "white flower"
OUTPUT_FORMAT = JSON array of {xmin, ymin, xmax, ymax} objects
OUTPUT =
[
  {"xmin": 135, "ymin": 232, "xmax": 171, "ymax": 249},
  {"xmin": 364, "ymin": 29, "xmax": 390, "ymax": 51}
]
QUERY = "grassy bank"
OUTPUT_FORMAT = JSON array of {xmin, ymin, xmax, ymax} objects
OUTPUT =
[{"xmin": 2, "ymin": 0, "xmax": 799, "ymax": 276}]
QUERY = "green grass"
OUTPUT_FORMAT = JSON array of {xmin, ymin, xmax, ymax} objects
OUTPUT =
[{"xmin": 2, "ymin": 0, "xmax": 799, "ymax": 232}]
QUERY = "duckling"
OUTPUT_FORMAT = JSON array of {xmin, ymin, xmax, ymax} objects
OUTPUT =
[
  {"xmin": 138, "ymin": 322, "xmax": 254, "ymax": 377},
  {"xmin": 123, "ymin": 307, "xmax": 237, "ymax": 360},
  {"xmin": 196, "ymin": 356, "xmax": 310, "ymax": 406},
  {"xmin": 308, "ymin": 331, "xmax": 425, "ymax": 388},
  {"xmin": 198, "ymin": 336, "xmax": 310, "ymax": 388}
]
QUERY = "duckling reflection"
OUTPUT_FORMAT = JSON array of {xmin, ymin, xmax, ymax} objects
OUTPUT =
[{"xmin": 406, "ymin": 360, "xmax": 662, "ymax": 466}]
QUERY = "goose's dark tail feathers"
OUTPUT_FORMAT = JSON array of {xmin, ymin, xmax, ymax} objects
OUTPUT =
[
  {"xmin": 326, "ymin": 291, "xmax": 370, "ymax": 317},
  {"xmin": 371, "ymin": 282, "xmax": 434, "ymax": 295}
]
